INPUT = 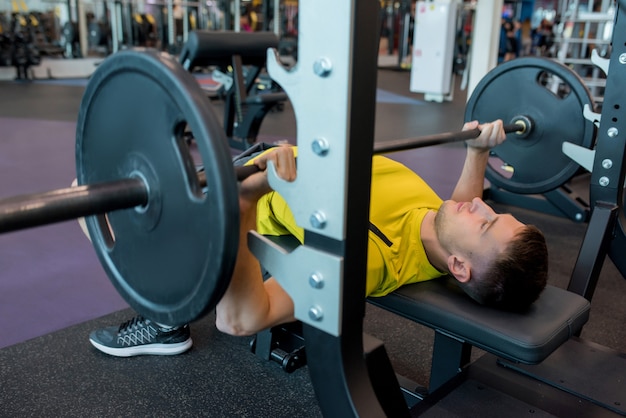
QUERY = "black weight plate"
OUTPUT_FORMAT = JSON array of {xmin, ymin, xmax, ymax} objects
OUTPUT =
[
  {"xmin": 76, "ymin": 50, "xmax": 239, "ymax": 326},
  {"xmin": 465, "ymin": 57, "xmax": 596, "ymax": 194}
]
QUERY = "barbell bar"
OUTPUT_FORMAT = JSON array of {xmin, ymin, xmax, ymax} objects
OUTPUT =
[
  {"xmin": 0, "ymin": 50, "xmax": 588, "ymax": 327},
  {"xmin": 373, "ymin": 121, "xmax": 527, "ymax": 154},
  {"xmin": 229, "ymin": 120, "xmax": 530, "ymax": 179}
]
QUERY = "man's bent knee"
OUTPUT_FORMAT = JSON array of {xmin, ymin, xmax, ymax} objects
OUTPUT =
[{"xmin": 214, "ymin": 309, "xmax": 259, "ymax": 337}]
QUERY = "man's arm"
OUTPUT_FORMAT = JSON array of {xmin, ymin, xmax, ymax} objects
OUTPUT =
[
  {"xmin": 215, "ymin": 146, "xmax": 297, "ymax": 336},
  {"xmin": 450, "ymin": 120, "xmax": 506, "ymax": 202}
]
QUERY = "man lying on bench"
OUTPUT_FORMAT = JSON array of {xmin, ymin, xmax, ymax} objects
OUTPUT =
[{"xmin": 88, "ymin": 119, "xmax": 549, "ymax": 357}]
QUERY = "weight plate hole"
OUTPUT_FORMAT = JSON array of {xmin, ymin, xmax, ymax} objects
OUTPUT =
[
  {"xmin": 174, "ymin": 121, "xmax": 205, "ymax": 199},
  {"xmin": 96, "ymin": 213, "xmax": 116, "ymax": 249},
  {"xmin": 536, "ymin": 70, "xmax": 571, "ymax": 100},
  {"xmin": 489, "ymin": 155, "xmax": 514, "ymax": 180}
]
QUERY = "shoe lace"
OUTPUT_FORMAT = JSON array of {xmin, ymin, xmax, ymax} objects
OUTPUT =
[{"xmin": 118, "ymin": 316, "xmax": 149, "ymax": 334}]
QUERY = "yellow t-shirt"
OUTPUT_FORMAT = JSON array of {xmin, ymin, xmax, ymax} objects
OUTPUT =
[{"xmin": 250, "ymin": 150, "xmax": 446, "ymax": 297}]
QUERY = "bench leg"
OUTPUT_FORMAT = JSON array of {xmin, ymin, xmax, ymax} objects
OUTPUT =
[
  {"xmin": 429, "ymin": 330, "xmax": 472, "ymax": 392},
  {"xmin": 363, "ymin": 333, "xmax": 411, "ymax": 417}
]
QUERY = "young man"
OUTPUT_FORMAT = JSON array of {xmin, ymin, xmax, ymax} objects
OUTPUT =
[{"xmin": 89, "ymin": 119, "xmax": 548, "ymax": 356}]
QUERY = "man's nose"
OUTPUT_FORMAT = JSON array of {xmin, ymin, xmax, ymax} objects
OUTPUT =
[{"xmin": 470, "ymin": 197, "xmax": 489, "ymax": 214}]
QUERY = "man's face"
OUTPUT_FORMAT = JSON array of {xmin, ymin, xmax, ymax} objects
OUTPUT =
[{"xmin": 434, "ymin": 198, "xmax": 524, "ymax": 262}]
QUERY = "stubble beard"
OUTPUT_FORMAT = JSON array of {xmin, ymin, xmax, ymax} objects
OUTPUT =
[{"xmin": 433, "ymin": 201, "xmax": 456, "ymax": 253}]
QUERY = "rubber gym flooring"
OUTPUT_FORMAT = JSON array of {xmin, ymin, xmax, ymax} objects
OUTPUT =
[{"xmin": 0, "ymin": 67, "xmax": 625, "ymax": 417}]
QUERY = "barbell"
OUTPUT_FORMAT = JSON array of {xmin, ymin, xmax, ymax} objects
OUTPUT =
[
  {"xmin": 0, "ymin": 117, "xmax": 528, "ymax": 234},
  {"xmin": 0, "ymin": 50, "xmax": 592, "ymax": 326}
]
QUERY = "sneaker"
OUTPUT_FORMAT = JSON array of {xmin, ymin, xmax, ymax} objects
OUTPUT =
[{"xmin": 89, "ymin": 316, "xmax": 192, "ymax": 357}]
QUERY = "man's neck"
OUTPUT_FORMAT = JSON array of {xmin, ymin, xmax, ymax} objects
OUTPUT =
[{"xmin": 420, "ymin": 211, "xmax": 450, "ymax": 273}]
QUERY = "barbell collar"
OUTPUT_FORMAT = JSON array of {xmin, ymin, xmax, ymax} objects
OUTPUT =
[{"xmin": 510, "ymin": 115, "xmax": 533, "ymax": 138}]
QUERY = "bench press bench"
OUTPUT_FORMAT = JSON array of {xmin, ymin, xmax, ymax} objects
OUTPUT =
[
  {"xmin": 179, "ymin": 30, "xmax": 289, "ymax": 150},
  {"xmin": 252, "ymin": 235, "xmax": 591, "ymax": 402},
  {"xmin": 368, "ymin": 278, "xmax": 590, "ymax": 394}
]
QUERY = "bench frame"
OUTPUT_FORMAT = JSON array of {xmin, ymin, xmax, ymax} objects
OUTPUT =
[{"xmin": 179, "ymin": 30, "xmax": 287, "ymax": 150}]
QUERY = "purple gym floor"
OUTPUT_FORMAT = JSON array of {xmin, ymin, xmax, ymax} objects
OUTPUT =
[{"xmin": 0, "ymin": 117, "xmax": 128, "ymax": 349}]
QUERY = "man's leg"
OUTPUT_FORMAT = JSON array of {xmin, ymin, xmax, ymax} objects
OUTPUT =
[
  {"xmin": 215, "ymin": 146, "xmax": 298, "ymax": 336},
  {"xmin": 83, "ymin": 145, "xmax": 297, "ymax": 353}
]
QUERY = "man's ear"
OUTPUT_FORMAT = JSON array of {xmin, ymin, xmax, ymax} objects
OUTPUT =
[{"xmin": 447, "ymin": 254, "xmax": 471, "ymax": 284}]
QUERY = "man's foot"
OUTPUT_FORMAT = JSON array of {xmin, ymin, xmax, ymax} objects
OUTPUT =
[{"xmin": 89, "ymin": 316, "xmax": 192, "ymax": 357}]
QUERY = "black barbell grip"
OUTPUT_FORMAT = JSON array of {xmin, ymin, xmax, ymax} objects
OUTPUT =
[
  {"xmin": 373, "ymin": 123, "xmax": 522, "ymax": 154},
  {"xmin": 196, "ymin": 165, "xmax": 262, "ymax": 186},
  {"xmin": 235, "ymin": 164, "xmax": 263, "ymax": 181}
]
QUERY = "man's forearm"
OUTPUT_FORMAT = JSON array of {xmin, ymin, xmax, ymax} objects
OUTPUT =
[{"xmin": 450, "ymin": 147, "xmax": 490, "ymax": 202}]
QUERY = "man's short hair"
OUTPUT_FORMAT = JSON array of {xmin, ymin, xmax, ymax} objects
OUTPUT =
[{"xmin": 460, "ymin": 225, "xmax": 548, "ymax": 312}]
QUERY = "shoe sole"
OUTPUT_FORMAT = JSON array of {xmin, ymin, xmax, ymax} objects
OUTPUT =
[{"xmin": 89, "ymin": 338, "xmax": 193, "ymax": 357}]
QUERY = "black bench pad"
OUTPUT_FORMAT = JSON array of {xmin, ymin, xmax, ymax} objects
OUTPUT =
[
  {"xmin": 368, "ymin": 278, "xmax": 590, "ymax": 364},
  {"xmin": 180, "ymin": 30, "xmax": 279, "ymax": 69}
]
